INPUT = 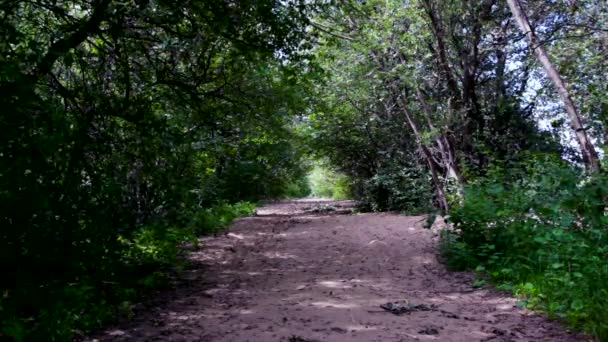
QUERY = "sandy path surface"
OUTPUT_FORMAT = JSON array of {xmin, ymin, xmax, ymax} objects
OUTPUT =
[{"xmin": 90, "ymin": 199, "xmax": 587, "ymax": 342}]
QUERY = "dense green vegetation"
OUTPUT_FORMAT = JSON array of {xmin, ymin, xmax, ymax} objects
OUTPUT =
[
  {"xmin": 303, "ymin": 0, "xmax": 608, "ymax": 339},
  {"xmin": 0, "ymin": 0, "xmax": 316, "ymax": 339},
  {"xmin": 306, "ymin": 163, "xmax": 351, "ymax": 199},
  {"xmin": 442, "ymin": 155, "xmax": 608, "ymax": 338},
  {"xmin": 2, "ymin": 0, "xmax": 607, "ymax": 340}
]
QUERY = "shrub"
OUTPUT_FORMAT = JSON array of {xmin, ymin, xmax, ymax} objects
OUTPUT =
[
  {"xmin": 356, "ymin": 163, "xmax": 433, "ymax": 213},
  {"xmin": 0, "ymin": 202, "xmax": 255, "ymax": 341},
  {"xmin": 308, "ymin": 164, "xmax": 352, "ymax": 199},
  {"xmin": 189, "ymin": 202, "xmax": 257, "ymax": 234},
  {"xmin": 283, "ymin": 177, "xmax": 312, "ymax": 198},
  {"xmin": 442, "ymin": 154, "xmax": 608, "ymax": 340}
]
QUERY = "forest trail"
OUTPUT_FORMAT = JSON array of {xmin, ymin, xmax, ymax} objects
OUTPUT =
[{"xmin": 90, "ymin": 200, "xmax": 586, "ymax": 342}]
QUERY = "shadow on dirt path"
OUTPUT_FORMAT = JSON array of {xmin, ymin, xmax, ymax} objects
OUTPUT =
[{"xmin": 88, "ymin": 199, "xmax": 588, "ymax": 342}]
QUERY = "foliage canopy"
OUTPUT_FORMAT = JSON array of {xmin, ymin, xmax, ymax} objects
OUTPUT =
[{"xmin": 2, "ymin": 0, "xmax": 608, "ymax": 340}]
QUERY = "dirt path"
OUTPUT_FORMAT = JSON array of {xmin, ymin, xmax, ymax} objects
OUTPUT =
[{"xmin": 90, "ymin": 200, "xmax": 587, "ymax": 342}]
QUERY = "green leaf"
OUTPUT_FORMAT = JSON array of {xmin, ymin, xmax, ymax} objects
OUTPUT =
[
  {"xmin": 472, "ymin": 279, "xmax": 486, "ymax": 288},
  {"xmin": 570, "ymin": 300, "xmax": 584, "ymax": 311}
]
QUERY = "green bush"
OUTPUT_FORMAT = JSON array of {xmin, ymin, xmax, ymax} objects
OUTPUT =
[
  {"xmin": 356, "ymin": 163, "xmax": 433, "ymax": 213},
  {"xmin": 189, "ymin": 202, "xmax": 257, "ymax": 234},
  {"xmin": 442, "ymin": 154, "xmax": 608, "ymax": 340},
  {"xmin": 307, "ymin": 164, "xmax": 352, "ymax": 199},
  {"xmin": 283, "ymin": 177, "xmax": 312, "ymax": 198},
  {"xmin": 0, "ymin": 202, "xmax": 255, "ymax": 341}
]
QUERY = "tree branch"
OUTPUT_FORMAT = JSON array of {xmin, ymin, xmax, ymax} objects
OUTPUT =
[{"xmin": 33, "ymin": 0, "xmax": 112, "ymax": 79}]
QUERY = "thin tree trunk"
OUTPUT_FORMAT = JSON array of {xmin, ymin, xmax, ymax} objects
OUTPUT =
[
  {"xmin": 370, "ymin": 36, "xmax": 450, "ymax": 211},
  {"xmin": 385, "ymin": 97, "xmax": 450, "ymax": 212},
  {"xmin": 403, "ymin": 106, "xmax": 450, "ymax": 212},
  {"xmin": 506, "ymin": 0, "xmax": 600, "ymax": 171},
  {"xmin": 416, "ymin": 89, "xmax": 465, "ymax": 198},
  {"xmin": 420, "ymin": 0, "xmax": 461, "ymax": 103}
]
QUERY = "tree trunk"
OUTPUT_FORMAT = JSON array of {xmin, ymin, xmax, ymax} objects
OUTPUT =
[
  {"xmin": 380, "ymin": 98, "xmax": 450, "ymax": 212},
  {"xmin": 403, "ymin": 105, "xmax": 450, "ymax": 212},
  {"xmin": 506, "ymin": 0, "xmax": 600, "ymax": 171},
  {"xmin": 416, "ymin": 89, "xmax": 465, "ymax": 198}
]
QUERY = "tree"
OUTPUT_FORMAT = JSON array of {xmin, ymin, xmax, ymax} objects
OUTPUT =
[
  {"xmin": 0, "ymin": 0, "xmax": 315, "ymax": 338},
  {"xmin": 307, "ymin": 0, "xmax": 558, "ymax": 210},
  {"xmin": 506, "ymin": 0, "xmax": 600, "ymax": 171}
]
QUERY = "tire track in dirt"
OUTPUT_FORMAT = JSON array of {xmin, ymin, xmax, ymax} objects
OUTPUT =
[{"xmin": 89, "ymin": 199, "xmax": 588, "ymax": 342}]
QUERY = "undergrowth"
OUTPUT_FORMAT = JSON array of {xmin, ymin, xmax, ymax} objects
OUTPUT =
[
  {"xmin": 441, "ymin": 154, "xmax": 608, "ymax": 340},
  {"xmin": 0, "ymin": 202, "xmax": 255, "ymax": 341}
]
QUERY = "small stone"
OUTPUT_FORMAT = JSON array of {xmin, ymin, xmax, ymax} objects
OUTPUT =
[{"xmin": 330, "ymin": 327, "xmax": 347, "ymax": 333}]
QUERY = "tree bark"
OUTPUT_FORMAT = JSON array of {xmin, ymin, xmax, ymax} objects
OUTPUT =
[
  {"xmin": 416, "ymin": 89, "xmax": 465, "ymax": 198},
  {"xmin": 401, "ymin": 104, "xmax": 450, "ymax": 212},
  {"xmin": 420, "ymin": 0, "xmax": 461, "ymax": 104},
  {"xmin": 506, "ymin": 0, "xmax": 600, "ymax": 171}
]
